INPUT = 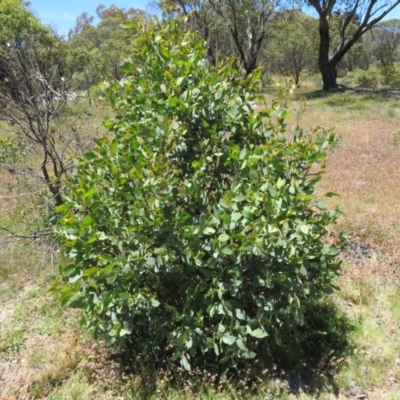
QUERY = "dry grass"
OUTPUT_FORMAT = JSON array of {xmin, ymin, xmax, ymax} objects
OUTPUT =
[{"xmin": 1, "ymin": 86, "xmax": 400, "ymax": 399}]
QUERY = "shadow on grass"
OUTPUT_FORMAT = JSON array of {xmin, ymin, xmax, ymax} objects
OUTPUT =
[
  {"xmin": 293, "ymin": 87, "xmax": 400, "ymax": 103},
  {"xmin": 104, "ymin": 298, "xmax": 354, "ymax": 399},
  {"xmin": 267, "ymin": 298, "xmax": 355, "ymax": 395}
]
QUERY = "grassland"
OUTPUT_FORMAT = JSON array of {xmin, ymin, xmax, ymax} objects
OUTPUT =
[{"xmin": 1, "ymin": 83, "xmax": 400, "ymax": 399}]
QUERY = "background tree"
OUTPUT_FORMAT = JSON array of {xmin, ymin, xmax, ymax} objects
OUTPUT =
[
  {"xmin": 160, "ymin": 0, "xmax": 294, "ymax": 76},
  {"xmin": 372, "ymin": 19, "xmax": 400, "ymax": 67},
  {"xmin": 67, "ymin": 5, "xmax": 146, "ymax": 91},
  {"xmin": 306, "ymin": 0, "xmax": 400, "ymax": 90},
  {"xmin": 328, "ymin": 11, "xmax": 371, "ymax": 74},
  {"xmin": 0, "ymin": 0, "xmax": 46, "ymax": 42},
  {"xmin": 207, "ymin": 0, "xmax": 294, "ymax": 76},
  {"xmin": 0, "ymin": 1, "xmax": 93, "ymax": 211},
  {"xmin": 274, "ymin": 10, "xmax": 318, "ymax": 84},
  {"xmin": 338, "ymin": 38, "xmax": 371, "ymax": 72}
]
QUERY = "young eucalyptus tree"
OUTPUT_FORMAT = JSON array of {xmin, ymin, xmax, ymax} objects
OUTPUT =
[{"xmin": 305, "ymin": 0, "xmax": 400, "ymax": 90}]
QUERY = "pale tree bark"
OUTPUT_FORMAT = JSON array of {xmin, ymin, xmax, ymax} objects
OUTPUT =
[{"xmin": 208, "ymin": 0, "xmax": 293, "ymax": 76}]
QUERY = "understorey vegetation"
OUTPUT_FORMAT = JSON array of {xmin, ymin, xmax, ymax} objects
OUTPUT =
[{"xmin": 53, "ymin": 18, "xmax": 345, "ymax": 377}]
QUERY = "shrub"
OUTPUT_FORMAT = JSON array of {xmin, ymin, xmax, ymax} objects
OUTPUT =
[
  {"xmin": 354, "ymin": 69, "xmax": 380, "ymax": 88},
  {"xmin": 0, "ymin": 136, "xmax": 26, "ymax": 164},
  {"xmin": 381, "ymin": 66, "xmax": 400, "ymax": 87},
  {"xmin": 53, "ymin": 19, "xmax": 342, "ymax": 371},
  {"xmin": 391, "ymin": 129, "xmax": 400, "ymax": 147}
]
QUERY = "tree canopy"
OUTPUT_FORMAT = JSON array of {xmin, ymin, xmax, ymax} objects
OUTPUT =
[
  {"xmin": 0, "ymin": 0, "xmax": 50, "ymax": 43},
  {"xmin": 66, "ymin": 4, "xmax": 146, "ymax": 93}
]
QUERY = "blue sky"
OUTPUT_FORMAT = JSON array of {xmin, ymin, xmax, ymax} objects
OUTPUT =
[
  {"xmin": 30, "ymin": 0, "xmax": 400, "ymax": 38},
  {"xmin": 29, "ymin": 0, "xmax": 151, "ymax": 37}
]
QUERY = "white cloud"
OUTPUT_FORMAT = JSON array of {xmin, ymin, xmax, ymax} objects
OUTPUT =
[{"xmin": 40, "ymin": 11, "xmax": 76, "ymax": 22}]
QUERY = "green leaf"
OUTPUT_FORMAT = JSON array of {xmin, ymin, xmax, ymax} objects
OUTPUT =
[
  {"xmin": 322, "ymin": 286, "xmax": 334, "ymax": 295},
  {"xmin": 235, "ymin": 308, "xmax": 247, "ymax": 320},
  {"xmin": 300, "ymin": 225, "xmax": 309, "ymax": 234},
  {"xmin": 218, "ymin": 234, "xmax": 229, "ymax": 242},
  {"xmin": 81, "ymin": 215, "xmax": 93, "ymax": 226},
  {"xmin": 55, "ymin": 204, "xmax": 68, "ymax": 213},
  {"xmin": 151, "ymin": 298, "xmax": 160, "ymax": 307},
  {"xmin": 218, "ymin": 324, "xmax": 226, "ymax": 334},
  {"xmin": 111, "ymin": 139, "xmax": 118, "ymax": 155},
  {"xmin": 322, "ymin": 245, "xmax": 340, "ymax": 256},
  {"xmin": 328, "ymin": 247, "xmax": 341, "ymax": 256},
  {"xmin": 106, "ymin": 273, "xmax": 118, "ymax": 285},
  {"xmin": 222, "ymin": 333, "xmax": 236, "ymax": 345},
  {"xmin": 231, "ymin": 212, "xmax": 241, "ymax": 222},
  {"xmin": 146, "ymin": 257, "xmax": 156, "ymax": 266},
  {"xmin": 220, "ymin": 199, "xmax": 230, "ymax": 208},
  {"xmin": 268, "ymin": 185, "xmax": 277, "ymax": 198},
  {"xmin": 276, "ymin": 178, "xmax": 285, "ymax": 189},
  {"xmin": 68, "ymin": 294, "xmax": 85, "ymax": 308},
  {"xmin": 236, "ymin": 338, "xmax": 249, "ymax": 352},
  {"xmin": 83, "ymin": 267, "xmax": 99, "ymax": 277},
  {"xmin": 68, "ymin": 268, "xmax": 82, "ymax": 284},
  {"xmin": 169, "ymin": 97, "xmax": 180, "ymax": 107},
  {"xmin": 122, "ymin": 21, "xmax": 135, "ymax": 29},
  {"xmin": 214, "ymin": 342, "xmax": 220, "ymax": 356},
  {"xmin": 86, "ymin": 235, "xmax": 97, "ymax": 244},
  {"xmin": 120, "ymin": 61, "xmax": 133, "ymax": 73},
  {"xmin": 313, "ymin": 201, "xmax": 328, "ymax": 210},
  {"xmin": 242, "ymin": 207, "xmax": 252, "ymax": 219},
  {"xmin": 104, "ymin": 120, "xmax": 114, "ymax": 128},
  {"xmin": 204, "ymin": 227, "xmax": 216, "ymax": 235},
  {"xmin": 300, "ymin": 264, "xmax": 308, "ymax": 277},
  {"xmin": 83, "ymin": 188, "xmax": 97, "ymax": 199},
  {"xmin": 249, "ymin": 169, "xmax": 259, "ymax": 181},
  {"xmin": 250, "ymin": 328, "xmax": 268, "ymax": 338},
  {"xmin": 120, "ymin": 328, "xmax": 132, "ymax": 337},
  {"xmin": 325, "ymin": 191, "xmax": 340, "ymax": 198},
  {"xmin": 233, "ymin": 193, "xmax": 246, "ymax": 202},
  {"xmin": 180, "ymin": 354, "xmax": 191, "ymax": 371},
  {"xmin": 221, "ymin": 247, "xmax": 234, "ymax": 255},
  {"xmin": 277, "ymin": 133, "xmax": 286, "ymax": 142}
]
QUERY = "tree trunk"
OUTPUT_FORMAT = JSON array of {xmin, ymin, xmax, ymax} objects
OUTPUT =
[
  {"xmin": 244, "ymin": 53, "xmax": 258, "ymax": 77},
  {"xmin": 317, "ymin": 15, "xmax": 338, "ymax": 91},
  {"xmin": 320, "ymin": 62, "xmax": 338, "ymax": 91}
]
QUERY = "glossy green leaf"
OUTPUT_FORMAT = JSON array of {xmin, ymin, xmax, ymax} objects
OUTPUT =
[{"xmin": 221, "ymin": 247, "xmax": 234, "ymax": 255}]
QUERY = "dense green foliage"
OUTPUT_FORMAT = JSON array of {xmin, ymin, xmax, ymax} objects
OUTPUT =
[
  {"xmin": 0, "ymin": 0, "xmax": 49, "ymax": 43},
  {"xmin": 54, "ymin": 19, "xmax": 342, "ymax": 370}
]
